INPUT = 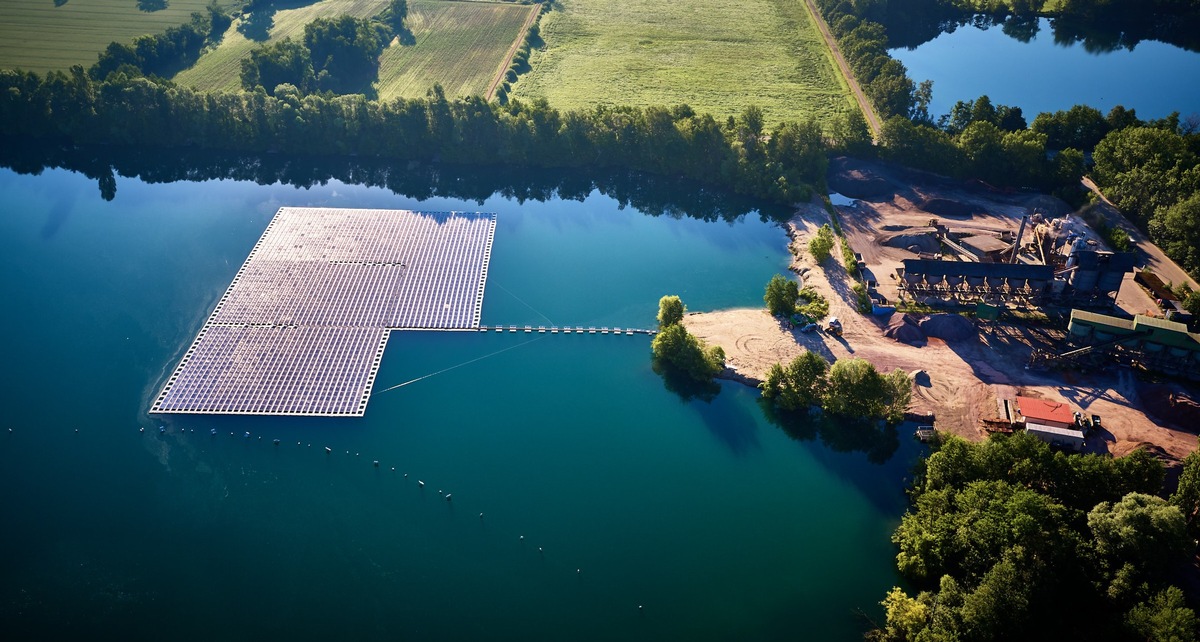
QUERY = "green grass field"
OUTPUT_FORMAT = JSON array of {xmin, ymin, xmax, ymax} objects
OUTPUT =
[
  {"xmin": 512, "ymin": 0, "xmax": 856, "ymax": 128},
  {"xmin": 175, "ymin": 0, "xmax": 385, "ymax": 93},
  {"xmin": 375, "ymin": 0, "xmax": 536, "ymax": 100},
  {"xmin": 175, "ymin": 0, "xmax": 534, "ymax": 99},
  {"xmin": 0, "ymin": 0, "xmax": 237, "ymax": 74}
]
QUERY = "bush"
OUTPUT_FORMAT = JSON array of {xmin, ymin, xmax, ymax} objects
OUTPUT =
[
  {"xmin": 796, "ymin": 286, "xmax": 829, "ymax": 320},
  {"xmin": 851, "ymin": 281, "xmax": 872, "ymax": 314},
  {"xmin": 809, "ymin": 224, "xmax": 836, "ymax": 262},
  {"xmin": 841, "ymin": 237, "xmax": 858, "ymax": 274}
]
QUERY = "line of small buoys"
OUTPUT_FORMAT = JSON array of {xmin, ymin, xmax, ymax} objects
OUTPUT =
[{"xmin": 138, "ymin": 425, "xmax": 646, "ymax": 616}]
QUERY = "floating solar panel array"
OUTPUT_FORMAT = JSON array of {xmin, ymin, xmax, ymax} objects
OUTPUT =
[{"xmin": 151, "ymin": 208, "xmax": 496, "ymax": 417}]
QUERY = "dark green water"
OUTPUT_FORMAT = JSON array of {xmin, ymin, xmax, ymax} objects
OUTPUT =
[{"xmin": 0, "ymin": 167, "xmax": 917, "ymax": 640}]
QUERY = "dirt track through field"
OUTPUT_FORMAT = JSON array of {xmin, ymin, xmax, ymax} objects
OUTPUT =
[
  {"xmin": 485, "ymin": 3, "xmax": 541, "ymax": 101},
  {"xmin": 803, "ymin": 0, "xmax": 882, "ymax": 138}
]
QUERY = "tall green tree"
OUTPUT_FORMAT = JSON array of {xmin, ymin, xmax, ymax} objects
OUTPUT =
[
  {"xmin": 650, "ymin": 323, "xmax": 725, "ymax": 382},
  {"xmin": 1125, "ymin": 587, "xmax": 1199, "ymax": 642},
  {"xmin": 824, "ymin": 358, "xmax": 888, "ymax": 418},
  {"xmin": 657, "ymin": 294, "xmax": 685, "ymax": 329},
  {"xmin": 763, "ymin": 274, "xmax": 799, "ymax": 316},
  {"xmin": 808, "ymin": 223, "xmax": 836, "ymax": 262},
  {"xmin": 760, "ymin": 351, "xmax": 829, "ymax": 411}
]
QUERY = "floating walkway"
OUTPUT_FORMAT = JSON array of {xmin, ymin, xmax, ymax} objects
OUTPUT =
[
  {"xmin": 480, "ymin": 325, "xmax": 656, "ymax": 336},
  {"xmin": 151, "ymin": 208, "xmax": 496, "ymax": 417}
]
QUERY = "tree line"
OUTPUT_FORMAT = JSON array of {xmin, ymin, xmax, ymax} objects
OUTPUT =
[
  {"xmin": 0, "ymin": 69, "xmax": 827, "ymax": 204},
  {"xmin": 0, "ymin": 140, "xmax": 789, "ymax": 223},
  {"xmin": 871, "ymin": 432, "xmax": 1200, "ymax": 641},
  {"xmin": 817, "ymin": 0, "xmax": 1200, "ymax": 278}
]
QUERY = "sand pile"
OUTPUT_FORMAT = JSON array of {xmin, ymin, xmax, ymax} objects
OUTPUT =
[
  {"xmin": 919, "ymin": 314, "xmax": 977, "ymax": 342},
  {"xmin": 921, "ymin": 198, "xmax": 981, "ymax": 218},
  {"xmin": 883, "ymin": 232, "xmax": 940, "ymax": 254},
  {"xmin": 1137, "ymin": 383, "xmax": 1200, "ymax": 431},
  {"xmin": 884, "ymin": 313, "xmax": 926, "ymax": 345},
  {"xmin": 828, "ymin": 157, "xmax": 893, "ymax": 199}
]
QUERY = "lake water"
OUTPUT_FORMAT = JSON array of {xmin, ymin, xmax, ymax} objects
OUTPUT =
[
  {"xmin": 0, "ymin": 165, "xmax": 918, "ymax": 640},
  {"xmin": 890, "ymin": 17, "xmax": 1200, "ymax": 120}
]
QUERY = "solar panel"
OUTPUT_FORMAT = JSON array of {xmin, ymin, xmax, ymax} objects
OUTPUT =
[{"xmin": 151, "ymin": 208, "xmax": 496, "ymax": 417}]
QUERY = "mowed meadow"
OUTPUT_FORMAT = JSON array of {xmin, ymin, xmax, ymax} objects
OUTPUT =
[
  {"xmin": 513, "ymin": 0, "xmax": 855, "ymax": 128},
  {"xmin": 376, "ymin": 1, "xmax": 537, "ymax": 99},
  {"xmin": 175, "ymin": 0, "xmax": 385, "ymax": 93},
  {"xmin": 175, "ymin": 0, "xmax": 535, "ymax": 100},
  {"xmin": 0, "ymin": 0, "xmax": 236, "ymax": 74}
]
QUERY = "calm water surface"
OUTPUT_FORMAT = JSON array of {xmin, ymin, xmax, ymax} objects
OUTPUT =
[
  {"xmin": 0, "ymin": 167, "xmax": 917, "ymax": 640},
  {"xmin": 891, "ymin": 17, "xmax": 1200, "ymax": 120}
]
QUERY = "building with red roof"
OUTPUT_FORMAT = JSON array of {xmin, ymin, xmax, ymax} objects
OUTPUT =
[
  {"xmin": 1015, "ymin": 396, "xmax": 1075, "ymax": 428},
  {"xmin": 1015, "ymin": 396, "xmax": 1084, "ymax": 451}
]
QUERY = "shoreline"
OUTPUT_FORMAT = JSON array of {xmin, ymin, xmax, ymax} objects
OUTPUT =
[{"xmin": 683, "ymin": 199, "xmax": 1198, "ymax": 463}]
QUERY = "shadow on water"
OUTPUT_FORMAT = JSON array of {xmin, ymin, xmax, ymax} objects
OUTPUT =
[
  {"xmin": 883, "ymin": 3, "xmax": 1200, "ymax": 53},
  {"xmin": 758, "ymin": 401, "xmax": 901, "ymax": 465},
  {"xmin": 756, "ymin": 400, "xmax": 927, "ymax": 515},
  {"xmin": 0, "ymin": 142, "xmax": 791, "ymax": 224}
]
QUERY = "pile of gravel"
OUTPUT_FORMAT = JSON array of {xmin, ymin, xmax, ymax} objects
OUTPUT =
[
  {"xmin": 884, "ymin": 313, "xmax": 926, "ymax": 346},
  {"xmin": 918, "ymin": 314, "xmax": 976, "ymax": 341},
  {"xmin": 883, "ymin": 232, "xmax": 940, "ymax": 254}
]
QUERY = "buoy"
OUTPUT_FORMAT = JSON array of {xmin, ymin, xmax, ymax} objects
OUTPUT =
[
  {"xmin": 577, "ymin": 569, "xmax": 581, "ymax": 575},
  {"xmin": 159, "ymin": 427, "xmax": 165, "ymax": 433},
  {"xmin": 373, "ymin": 461, "xmax": 379, "ymax": 467},
  {"xmin": 538, "ymin": 547, "xmax": 543, "ymax": 554},
  {"xmin": 445, "ymin": 494, "xmax": 452, "ymax": 502},
  {"xmin": 519, "ymin": 535, "xmax": 524, "ymax": 540},
  {"xmin": 244, "ymin": 432, "xmax": 250, "ymax": 438},
  {"xmin": 211, "ymin": 429, "xmax": 217, "ymax": 435},
  {"xmin": 391, "ymin": 467, "xmax": 395, "ymax": 471},
  {"xmin": 325, "ymin": 446, "xmax": 332, "ymax": 453},
  {"xmin": 139, "ymin": 427, "xmax": 144, "ymax": 433},
  {"xmin": 404, "ymin": 473, "xmax": 408, "ymax": 478},
  {"xmin": 273, "ymin": 439, "xmax": 280, "ymax": 445},
  {"xmin": 479, "ymin": 513, "xmax": 484, "ymax": 519},
  {"xmin": 75, "ymin": 429, "xmax": 78, "ymax": 433},
  {"xmin": 418, "ymin": 480, "xmax": 425, "ymax": 487}
]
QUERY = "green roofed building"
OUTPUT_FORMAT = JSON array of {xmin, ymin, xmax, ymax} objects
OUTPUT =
[{"xmin": 1066, "ymin": 309, "xmax": 1200, "ymax": 378}]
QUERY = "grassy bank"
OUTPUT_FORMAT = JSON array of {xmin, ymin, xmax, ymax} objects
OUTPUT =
[
  {"xmin": 0, "ymin": 0, "xmax": 234, "ymax": 74},
  {"xmin": 512, "ymin": 0, "xmax": 856, "ymax": 128}
]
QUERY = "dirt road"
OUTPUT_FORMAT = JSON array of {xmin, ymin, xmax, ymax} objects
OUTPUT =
[
  {"xmin": 1082, "ymin": 176, "xmax": 1199, "ymax": 294},
  {"xmin": 803, "ymin": 0, "xmax": 882, "ymax": 139}
]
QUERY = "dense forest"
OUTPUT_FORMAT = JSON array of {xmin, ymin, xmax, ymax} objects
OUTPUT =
[{"xmin": 870, "ymin": 432, "xmax": 1200, "ymax": 642}]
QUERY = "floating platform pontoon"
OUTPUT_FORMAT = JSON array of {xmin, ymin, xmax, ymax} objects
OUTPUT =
[{"xmin": 151, "ymin": 207, "xmax": 496, "ymax": 417}]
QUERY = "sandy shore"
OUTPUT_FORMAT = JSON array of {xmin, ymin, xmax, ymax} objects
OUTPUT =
[{"xmin": 684, "ymin": 200, "xmax": 1198, "ymax": 463}]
